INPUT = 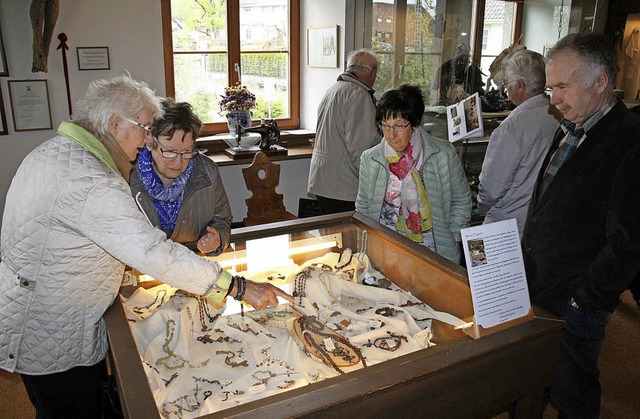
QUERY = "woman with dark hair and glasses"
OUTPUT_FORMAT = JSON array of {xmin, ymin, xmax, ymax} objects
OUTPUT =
[
  {"xmin": 130, "ymin": 98, "xmax": 232, "ymax": 256},
  {"xmin": 356, "ymin": 84, "xmax": 471, "ymax": 264}
]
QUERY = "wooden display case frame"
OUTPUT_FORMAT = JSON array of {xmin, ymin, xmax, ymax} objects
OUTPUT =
[{"xmin": 105, "ymin": 212, "xmax": 564, "ymax": 418}]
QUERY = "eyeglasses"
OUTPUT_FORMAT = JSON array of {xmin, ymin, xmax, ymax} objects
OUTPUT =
[
  {"xmin": 502, "ymin": 80, "xmax": 519, "ymax": 89},
  {"xmin": 152, "ymin": 136, "xmax": 198, "ymax": 159},
  {"xmin": 122, "ymin": 117, "xmax": 153, "ymax": 137},
  {"xmin": 379, "ymin": 121, "xmax": 412, "ymax": 133}
]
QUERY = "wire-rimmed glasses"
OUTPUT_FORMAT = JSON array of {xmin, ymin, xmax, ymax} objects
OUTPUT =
[{"xmin": 122, "ymin": 117, "xmax": 153, "ymax": 137}]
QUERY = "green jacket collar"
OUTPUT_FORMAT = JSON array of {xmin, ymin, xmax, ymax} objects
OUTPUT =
[{"xmin": 57, "ymin": 121, "xmax": 118, "ymax": 172}]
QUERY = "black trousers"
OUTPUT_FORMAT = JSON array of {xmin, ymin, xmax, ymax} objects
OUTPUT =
[
  {"xmin": 315, "ymin": 195, "xmax": 355, "ymax": 215},
  {"xmin": 21, "ymin": 359, "xmax": 108, "ymax": 419}
]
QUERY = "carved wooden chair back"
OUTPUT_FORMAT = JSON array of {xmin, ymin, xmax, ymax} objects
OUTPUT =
[{"xmin": 241, "ymin": 151, "xmax": 297, "ymax": 226}]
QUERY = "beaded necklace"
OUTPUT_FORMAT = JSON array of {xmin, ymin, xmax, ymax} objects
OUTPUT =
[
  {"xmin": 196, "ymin": 328, "xmax": 240, "ymax": 344},
  {"xmin": 334, "ymin": 248, "xmax": 354, "ymax": 270},
  {"xmin": 294, "ymin": 315, "xmax": 366, "ymax": 374},
  {"xmin": 160, "ymin": 383, "xmax": 203, "ymax": 417},
  {"xmin": 358, "ymin": 229, "xmax": 369, "ymax": 261},
  {"xmin": 373, "ymin": 331, "xmax": 407, "ymax": 352},
  {"xmin": 156, "ymin": 319, "xmax": 210, "ymax": 370},
  {"xmin": 215, "ymin": 349, "xmax": 249, "ymax": 368},
  {"xmin": 196, "ymin": 296, "xmax": 219, "ymax": 331},
  {"xmin": 227, "ymin": 321, "xmax": 276, "ymax": 339},
  {"xmin": 192, "ymin": 376, "xmax": 224, "ymax": 388},
  {"xmin": 132, "ymin": 289, "xmax": 167, "ymax": 315}
]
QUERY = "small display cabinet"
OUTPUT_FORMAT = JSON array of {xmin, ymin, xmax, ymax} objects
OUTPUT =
[{"xmin": 105, "ymin": 212, "xmax": 563, "ymax": 418}]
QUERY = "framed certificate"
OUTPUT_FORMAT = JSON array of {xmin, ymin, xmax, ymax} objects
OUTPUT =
[
  {"xmin": 8, "ymin": 80, "xmax": 53, "ymax": 132},
  {"xmin": 77, "ymin": 46, "xmax": 110, "ymax": 71},
  {"xmin": 0, "ymin": 21, "xmax": 8, "ymax": 76}
]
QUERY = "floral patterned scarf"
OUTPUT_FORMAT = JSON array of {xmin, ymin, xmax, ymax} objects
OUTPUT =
[
  {"xmin": 137, "ymin": 146, "xmax": 194, "ymax": 232},
  {"xmin": 384, "ymin": 133, "xmax": 433, "ymax": 242}
]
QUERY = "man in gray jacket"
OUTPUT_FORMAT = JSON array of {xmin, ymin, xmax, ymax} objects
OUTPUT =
[
  {"xmin": 308, "ymin": 49, "xmax": 381, "ymax": 215},
  {"xmin": 478, "ymin": 49, "xmax": 560, "ymax": 235}
]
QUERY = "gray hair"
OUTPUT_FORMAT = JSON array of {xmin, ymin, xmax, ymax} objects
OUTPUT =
[
  {"xmin": 346, "ymin": 49, "xmax": 379, "ymax": 74},
  {"xmin": 547, "ymin": 32, "xmax": 617, "ymax": 88},
  {"xmin": 74, "ymin": 75, "xmax": 163, "ymax": 137},
  {"xmin": 504, "ymin": 49, "xmax": 547, "ymax": 96}
]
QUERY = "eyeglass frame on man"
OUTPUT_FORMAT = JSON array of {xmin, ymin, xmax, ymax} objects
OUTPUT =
[
  {"xmin": 379, "ymin": 121, "xmax": 412, "ymax": 133},
  {"xmin": 502, "ymin": 79, "xmax": 520, "ymax": 89},
  {"xmin": 152, "ymin": 135, "xmax": 199, "ymax": 160}
]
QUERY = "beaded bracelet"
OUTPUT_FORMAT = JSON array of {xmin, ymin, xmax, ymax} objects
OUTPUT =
[
  {"xmin": 234, "ymin": 276, "xmax": 247, "ymax": 301},
  {"xmin": 225, "ymin": 276, "xmax": 236, "ymax": 298}
]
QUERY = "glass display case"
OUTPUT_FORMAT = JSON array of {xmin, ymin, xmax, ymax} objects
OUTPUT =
[{"xmin": 105, "ymin": 212, "xmax": 563, "ymax": 418}]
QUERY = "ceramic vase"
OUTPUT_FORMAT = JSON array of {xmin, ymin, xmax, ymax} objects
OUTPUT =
[{"xmin": 226, "ymin": 110, "xmax": 252, "ymax": 133}]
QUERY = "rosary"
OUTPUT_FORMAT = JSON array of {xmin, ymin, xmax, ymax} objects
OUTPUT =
[
  {"xmin": 196, "ymin": 296, "xmax": 219, "ymax": 331},
  {"xmin": 373, "ymin": 331, "xmax": 407, "ymax": 352},
  {"xmin": 156, "ymin": 319, "xmax": 210, "ymax": 370},
  {"xmin": 297, "ymin": 315, "xmax": 367, "ymax": 374},
  {"xmin": 196, "ymin": 328, "xmax": 240, "ymax": 344},
  {"xmin": 132, "ymin": 289, "xmax": 167, "ymax": 315},
  {"xmin": 227, "ymin": 321, "xmax": 276, "ymax": 339},
  {"xmin": 215, "ymin": 349, "xmax": 249, "ymax": 368}
]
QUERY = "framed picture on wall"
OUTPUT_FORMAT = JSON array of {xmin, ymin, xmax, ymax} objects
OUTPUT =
[
  {"xmin": 0, "ymin": 84, "xmax": 8, "ymax": 135},
  {"xmin": 8, "ymin": 80, "xmax": 53, "ymax": 132},
  {"xmin": 0, "ymin": 21, "xmax": 8, "ymax": 76},
  {"xmin": 77, "ymin": 46, "xmax": 110, "ymax": 71},
  {"xmin": 307, "ymin": 26, "xmax": 338, "ymax": 68}
]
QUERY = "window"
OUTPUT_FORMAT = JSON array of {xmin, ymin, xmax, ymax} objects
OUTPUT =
[
  {"xmin": 478, "ymin": 0, "xmax": 518, "ymax": 91},
  {"xmin": 361, "ymin": 0, "xmax": 521, "ymax": 107},
  {"xmin": 162, "ymin": 0, "xmax": 300, "ymax": 135},
  {"xmin": 366, "ymin": 0, "xmax": 469, "ymax": 107}
]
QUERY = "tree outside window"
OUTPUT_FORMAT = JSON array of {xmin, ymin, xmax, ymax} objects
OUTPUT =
[{"xmin": 162, "ymin": 0, "xmax": 300, "ymax": 135}]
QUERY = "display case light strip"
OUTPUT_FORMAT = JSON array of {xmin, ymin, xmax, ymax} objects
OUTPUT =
[{"xmin": 213, "ymin": 234, "xmax": 342, "ymax": 269}]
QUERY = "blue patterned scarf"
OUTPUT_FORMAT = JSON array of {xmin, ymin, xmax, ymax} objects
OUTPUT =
[{"xmin": 137, "ymin": 147, "xmax": 194, "ymax": 232}]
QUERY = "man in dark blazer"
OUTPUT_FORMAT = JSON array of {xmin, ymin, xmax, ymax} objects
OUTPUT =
[{"xmin": 521, "ymin": 32, "xmax": 640, "ymax": 418}]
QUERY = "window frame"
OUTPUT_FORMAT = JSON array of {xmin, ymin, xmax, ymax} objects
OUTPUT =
[
  {"xmin": 161, "ymin": 0, "xmax": 301, "ymax": 136},
  {"xmin": 471, "ymin": 0, "xmax": 522, "ymax": 77}
]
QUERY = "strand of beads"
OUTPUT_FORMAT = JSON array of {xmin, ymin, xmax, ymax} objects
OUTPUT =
[
  {"xmin": 298, "ymin": 315, "xmax": 367, "ymax": 374},
  {"xmin": 215, "ymin": 349, "xmax": 249, "ymax": 368},
  {"xmin": 197, "ymin": 296, "xmax": 219, "ymax": 331},
  {"xmin": 373, "ymin": 331, "xmax": 408, "ymax": 352},
  {"xmin": 156, "ymin": 319, "xmax": 210, "ymax": 370},
  {"xmin": 196, "ymin": 328, "xmax": 240, "ymax": 344},
  {"xmin": 132, "ymin": 289, "xmax": 167, "ymax": 315}
]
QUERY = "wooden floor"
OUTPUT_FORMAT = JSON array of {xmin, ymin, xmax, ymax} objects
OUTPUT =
[
  {"xmin": 1, "ymin": 291, "xmax": 638, "ymax": 418},
  {"xmin": 0, "ymin": 367, "xmax": 34, "ymax": 417}
]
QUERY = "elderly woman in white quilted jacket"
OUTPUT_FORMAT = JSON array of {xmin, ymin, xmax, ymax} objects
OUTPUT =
[
  {"xmin": 356, "ymin": 84, "xmax": 471, "ymax": 264},
  {"xmin": 0, "ymin": 75, "xmax": 291, "ymax": 418}
]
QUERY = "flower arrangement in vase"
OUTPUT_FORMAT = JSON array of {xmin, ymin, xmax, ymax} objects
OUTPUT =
[{"xmin": 219, "ymin": 83, "xmax": 257, "ymax": 133}]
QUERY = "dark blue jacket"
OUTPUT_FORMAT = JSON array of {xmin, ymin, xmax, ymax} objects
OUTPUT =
[{"xmin": 522, "ymin": 99, "xmax": 640, "ymax": 316}]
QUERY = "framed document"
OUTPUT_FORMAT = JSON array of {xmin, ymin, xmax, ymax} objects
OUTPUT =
[
  {"xmin": 0, "ymin": 84, "xmax": 8, "ymax": 135},
  {"xmin": 0, "ymin": 21, "xmax": 8, "ymax": 76},
  {"xmin": 8, "ymin": 80, "xmax": 53, "ymax": 132},
  {"xmin": 77, "ymin": 46, "xmax": 110, "ymax": 71},
  {"xmin": 307, "ymin": 26, "xmax": 338, "ymax": 68}
]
